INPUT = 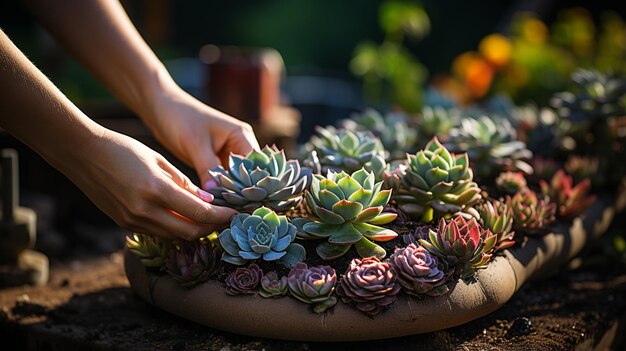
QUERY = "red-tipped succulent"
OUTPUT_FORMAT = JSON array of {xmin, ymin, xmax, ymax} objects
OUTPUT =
[
  {"xmin": 495, "ymin": 171, "xmax": 528, "ymax": 195},
  {"xmin": 420, "ymin": 216, "xmax": 496, "ymax": 279},
  {"xmin": 540, "ymin": 170, "xmax": 596, "ymax": 219},
  {"xmin": 509, "ymin": 190, "xmax": 556, "ymax": 235},
  {"xmin": 476, "ymin": 199, "xmax": 516, "ymax": 252}
]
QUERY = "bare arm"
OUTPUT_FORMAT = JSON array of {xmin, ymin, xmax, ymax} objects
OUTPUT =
[
  {"xmin": 24, "ymin": 0, "xmax": 260, "ymax": 187},
  {"xmin": 0, "ymin": 29, "xmax": 237, "ymax": 240}
]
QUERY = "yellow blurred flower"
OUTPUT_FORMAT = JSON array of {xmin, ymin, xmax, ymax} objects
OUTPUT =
[
  {"xmin": 522, "ymin": 18, "xmax": 549, "ymax": 44},
  {"xmin": 479, "ymin": 33, "xmax": 512, "ymax": 68}
]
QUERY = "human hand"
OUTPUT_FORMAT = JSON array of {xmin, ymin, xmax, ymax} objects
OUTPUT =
[
  {"xmin": 143, "ymin": 85, "xmax": 260, "ymax": 189},
  {"xmin": 62, "ymin": 128, "xmax": 238, "ymax": 240}
]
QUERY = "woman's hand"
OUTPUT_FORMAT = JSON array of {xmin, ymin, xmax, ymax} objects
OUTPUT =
[
  {"xmin": 64, "ymin": 129, "xmax": 239, "ymax": 240},
  {"xmin": 142, "ymin": 85, "xmax": 260, "ymax": 189}
]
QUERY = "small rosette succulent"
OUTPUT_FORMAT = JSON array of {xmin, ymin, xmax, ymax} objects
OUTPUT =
[
  {"xmin": 340, "ymin": 108, "xmax": 417, "ymax": 161},
  {"xmin": 336, "ymin": 257, "xmax": 401, "ymax": 316},
  {"xmin": 225, "ymin": 263, "xmax": 262, "ymax": 295},
  {"xmin": 165, "ymin": 236, "xmax": 221, "ymax": 288},
  {"xmin": 299, "ymin": 168, "xmax": 398, "ymax": 260},
  {"xmin": 540, "ymin": 170, "xmax": 596, "ymax": 219},
  {"xmin": 126, "ymin": 233, "xmax": 171, "ymax": 270},
  {"xmin": 551, "ymin": 69, "xmax": 626, "ymax": 123},
  {"xmin": 219, "ymin": 207, "xmax": 305, "ymax": 267},
  {"xmin": 259, "ymin": 271, "xmax": 289, "ymax": 298},
  {"xmin": 390, "ymin": 137, "xmax": 482, "ymax": 222},
  {"xmin": 389, "ymin": 243, "xmax": 450, "ymax": 297},
  {"xmin": 447, "ymin": 116, "xmax": 533, "ymax": 179},
  {"xmin": 420, "ymin": 216, "xmax": 496, "ymax": 279},
  {"xmin": 476, "ymin": 199, "xmax": 515, "ymax": 252},
  {"xmin": 509, "ymin": 190, "xmax": 556, "ymax": 235},
  {"xmin": 303, "ymin": 126, "xmax": 387, "ymax": 180},
  {"xmin": 495, "ymin": 171, "xmax": 528, "ymax": 195},
  {"xmin": 417, "ymin": 106, "xmax": 459, "ymax": 143},
  {"xmin": 287, "ymin": 262, "xmax": 337, "ymax": 313},
  {"xmin": 402, "ymin": 225, "xmax": 435, "ymax": 246},
  {"xmin": 208, "ymin": 145, "xmax": 309, "ymax": 212}
]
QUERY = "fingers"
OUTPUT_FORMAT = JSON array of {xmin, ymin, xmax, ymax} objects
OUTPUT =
[
  {"xmin": 157, "ymin": 158, "xmax": 238, "ymax": 222},
  {"xmin": 185, "ymin": 140, "xmax": 221, "ymax": 189}
]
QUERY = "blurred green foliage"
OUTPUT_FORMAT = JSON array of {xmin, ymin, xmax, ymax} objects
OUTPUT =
[{"xmin": 350, "ymin": 1, "xmax": 429, "ymax": 113}]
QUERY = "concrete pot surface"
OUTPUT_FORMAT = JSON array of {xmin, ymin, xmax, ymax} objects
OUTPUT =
[{"xmin": 125, "ymin": 197, "xmax": 617, "ymax": 341}]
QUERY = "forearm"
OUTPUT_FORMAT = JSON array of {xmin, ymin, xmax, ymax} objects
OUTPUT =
[
  {"xmin": 0, "ymin": 29, "xmax": 104, "ymax": 168},
  {"xmin": 23, "ymin": 0, "xmax": 175, "ymax": 123}
]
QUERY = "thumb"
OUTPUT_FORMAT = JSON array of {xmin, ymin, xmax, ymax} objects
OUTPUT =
[{"xmin": 189, "ymin": 142, "xmax": 221, "ymax": 190}]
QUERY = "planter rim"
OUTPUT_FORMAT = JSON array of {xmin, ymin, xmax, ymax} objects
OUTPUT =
[{"xmin": 124, "ymin": 197, "xmax": 616, "ymax": 342}]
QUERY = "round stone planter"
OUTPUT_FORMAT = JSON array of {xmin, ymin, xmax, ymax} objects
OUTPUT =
[{"xmin": 125, "ymin": 196, "xmax": 617, "ymax": 342}]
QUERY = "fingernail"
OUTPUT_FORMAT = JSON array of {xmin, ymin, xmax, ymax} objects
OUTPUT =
[
  {"xmin": 198, "ymin": 189, "xmax": 214, "ymax": 203},
  {"xmin": 203, "ymin": 180, "xmax": 217, "ymax": 190}
]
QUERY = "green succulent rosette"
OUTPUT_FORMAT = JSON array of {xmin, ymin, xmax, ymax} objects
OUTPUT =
[
  {"xmin": 125, "ymin": 233, "xmax": 171, "ymax": 270},
  {"xmin": 390, "ymin": 137, "xmax": 482, "ymax": 222},
  {"xmin": 340, "ymin": 108, "xmax": 417, "ymax": 161},
  {"xmin": 303, "ymin": 126, "xmax": 388, "ymax": 180},
  {"xmin": 447, "ymin": 116, "xmax": 533, "ymax": 179},
  {"xmin": 551, "ymin": 69, "xmax": 626, "ymax": 123},
  {"xmin": 219, "ymin": 207, "xmax": 305, "ymax": 267},
  {"xmin": 298, "ymin": 168, "xmax": 398, "ymax": 260},
  {"xmin": 209, "ymin": 145, "xmax": 309, "ymax": 212}
]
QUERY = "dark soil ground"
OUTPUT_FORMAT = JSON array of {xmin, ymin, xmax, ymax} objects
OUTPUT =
[{"xmin": 1, "ymin": 246, "xmax": 625, "ymax": 351}]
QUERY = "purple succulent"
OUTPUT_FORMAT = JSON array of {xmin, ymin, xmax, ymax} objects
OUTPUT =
[
  {"xmin": 259, "ymin": 271, "xmax": 288, "ymax": 298},
  {"xmin": 389, "ymin": 244, "xmax": 450, "ymax": 297},
  {"xmin": 287, "ymin": 262, "xmax": 337, "ymax": 313},
  {"xmin": 224, "ymin": 263, "xmax": 262, "ymax": 295},
  {"xmin": 402, "ymin": 225, "xmax": 435, "ymax": 246},
  {"xmin": 336, "ymin": 256, "xmax": 401, "ymax": 316},
  {"xmin": 165, "ymin": 237, "xmax": 220, "ymax": 288}
]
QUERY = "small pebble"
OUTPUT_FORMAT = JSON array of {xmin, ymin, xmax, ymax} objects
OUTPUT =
[{"xmin": 508, "ymin": 317, "xmax": 533, "ymax": 337}]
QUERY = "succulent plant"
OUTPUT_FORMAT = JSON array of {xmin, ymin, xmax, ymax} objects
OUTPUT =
[
  {"xmin": 208, "ymin": 145, "xmax": 309, "ymax": 212},
  {"xmin": 125, "ymin": 233, "xmax": 171, "ymax": 270},
  {"xmin": 495, "ymin": 171, "xmax": 528, "ymax": 195},
  {"xmin": 551, "ymin": 69, "xmax": 626, "ymax": 123},
  {"xmin": 530, "ymin": 156, "xmax": 562, "ymax": 184},
  {"xmin": 447, "ymin": 116, "xmax": 533, "ymax": 179},
  {"xmin": 389, "ymin": 243, "xmax": 450, "ymax": 297},
  {"xmin": 287, "ymin": 262, "xmax": 337, "ymax": 313},
  {"xmin": 224, "ymin": 263, "xmax": 262, "ymax": 295},
  {"xmin": 340, "ymin": 108, "xmax": 417, "ymax": 161},
  {"xmin": 335, "ymin": 257, "xmax": 401, "ymax": 316},
  {"xmin": 219, "ymin": 207, "xmax": 305, "ymax": 267},
  {"xmin": 259, "ymin": 271, "xmax": 289, "ymax": 298},
  {"xmin": 420, "ymin": 216, "xmax": 496, "ymax": 279},
  {"xmin": 389, "ymin": 137, "xmax": 482, "ymax": 222},
  {"xmin": 564, "ymin": 155, "xmax": 600, "ymax": 185},
  {"xmin": 416, "ymin": 106, "xmax": 459, "ymax": 143},
  {"xmin": 298, "ymin": 168, "xmax": 398, "ymax": 260},
  {"xmin": 540, "ymin": 170, "xmax": 596, "ymax": 219},
  {"xmin": 402, "ymin": 225, "xmax": 435, "ymax": 246},
  {"xmin": 303, "ymin": 126, "xmax": 387, "ymax": 180},
  {"xmin": 509, "ymin": 190, "xmax": 557, "ymax": 235},
  {"xmin": 165, "ymin": 236, "xmax": 221, "ymax": 288},
  {"xmin": 476, "ymin": 199, "xmax": 515, "ymax": 252}
]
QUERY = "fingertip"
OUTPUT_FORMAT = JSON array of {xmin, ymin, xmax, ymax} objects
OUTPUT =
[{"xmin": 198, "ymin": 189, "xmax": 214, "ymax": 203}]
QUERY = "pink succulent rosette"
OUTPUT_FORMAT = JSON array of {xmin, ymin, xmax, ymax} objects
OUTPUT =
[
  {"xmin": 287, "ymin": 262, "xmax": 337, "ymax": 313},
  {"xmin": 224, "ymin": 263, "xmax": 262, "ymax": 295},
  {"xmin": 389, "ymin": 243, "xmax": 450, "ymax": 297},
  {"xmin": 336, "ymin": 256, "xmax": 401, "ymax": 316}
]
